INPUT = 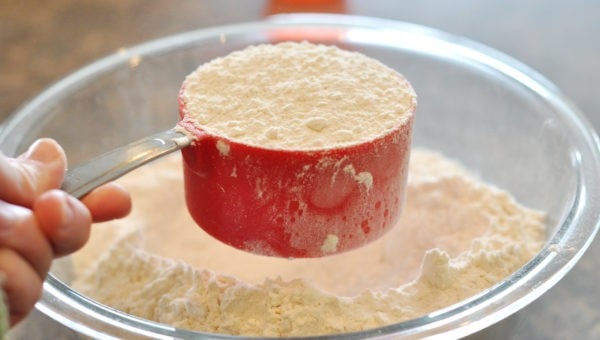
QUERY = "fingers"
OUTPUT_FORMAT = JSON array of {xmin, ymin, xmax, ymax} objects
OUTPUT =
[
  {"xmin": 0, "ymin": 248, "xmax": 43, "ymax": 327},
  {"xmin": 0, "ymin": 138, "xmax": 132, "ymax": 327},
  {"xmin": 0, "ymin": 138, "xmax": 132, "ymax": 223},
  {"xmin": 34, "ymin": 190, "xmax": 92, "ymax": 257},
  {"xmin": 81, "ymin": 182, "xmax": 132, "ymax": 222},
  {"xmin": 0, "ymin": 139, "xmax": 66, "ymax": 207},
  {"xmin": 33, "ymin": 183, "xmax": 132, "ymax": 257},
  {"xmin": 0, "ymin": 182, "xmax": 128, "ymax": 327},
  {"xmin": 0, "ymin": 200, "xmax": 53, "ymax": 327},
  {"xmin": 0, "ymin": 201, "xmax": 54, "ymax": 280}
]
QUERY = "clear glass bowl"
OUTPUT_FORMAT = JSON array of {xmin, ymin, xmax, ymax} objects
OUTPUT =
[{"xmin": 1, "ymin": 14, "xmax": 599, "ymax": 339}]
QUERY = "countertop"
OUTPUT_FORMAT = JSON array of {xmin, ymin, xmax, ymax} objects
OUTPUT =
[{"xmin": 1, "ymin": 1, "xmax": 598, "ymax": 339}]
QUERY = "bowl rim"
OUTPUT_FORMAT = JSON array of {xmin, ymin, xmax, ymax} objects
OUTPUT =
[{"xmin": 2, "ymin": 13, "xmax": 599, "ymax": 339}]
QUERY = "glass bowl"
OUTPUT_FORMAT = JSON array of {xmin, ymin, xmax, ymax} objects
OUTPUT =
[{"xmin": 2, "ymin": 14, "xmax": 599, "ymax": 339}]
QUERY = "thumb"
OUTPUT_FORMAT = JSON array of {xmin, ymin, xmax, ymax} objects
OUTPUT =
[{"xmin": 0, "ymin": 139, "xmax": 67, "ymax": 207}]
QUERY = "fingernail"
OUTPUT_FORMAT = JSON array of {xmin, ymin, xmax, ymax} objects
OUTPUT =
[{"xmin": 23, "ymin": 139, "xmax": 64, "ymax": 166}]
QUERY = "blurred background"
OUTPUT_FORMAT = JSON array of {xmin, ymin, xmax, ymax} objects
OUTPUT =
[{"xmin": 1, "ymin": 1, "xmax": 598, "ymax": 339}]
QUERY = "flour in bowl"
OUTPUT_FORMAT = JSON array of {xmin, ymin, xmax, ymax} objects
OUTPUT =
[{"xmin": 71, "ymin": 149, "xmax": 545, "ymax": 337}]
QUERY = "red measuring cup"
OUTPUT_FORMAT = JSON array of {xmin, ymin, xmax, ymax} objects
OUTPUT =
[{"xmin": 178, "ymin": 96, "xmax": 414, "ymax": 258}]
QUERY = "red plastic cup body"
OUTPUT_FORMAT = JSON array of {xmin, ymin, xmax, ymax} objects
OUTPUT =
[{"xmin": 178, "ymin": 94, "xmax": 414, "ymax": 258}]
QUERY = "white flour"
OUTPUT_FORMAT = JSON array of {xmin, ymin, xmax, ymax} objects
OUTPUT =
[
  {"xmin": 180, "ymin": 42, "xmax": 416, "ymax": 150},
  {"xmin": 72, "ymin": 149, "xmax": 546, "ymax": 337}
]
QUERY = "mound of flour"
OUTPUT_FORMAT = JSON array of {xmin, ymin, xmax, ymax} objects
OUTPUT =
[
  {"xmin": 180, "ymin": 42, "xmax": 416, "ymax": 150},
  {"xmin": 71, "ymin": 149, "xmax": 545, "ymax": 337}
]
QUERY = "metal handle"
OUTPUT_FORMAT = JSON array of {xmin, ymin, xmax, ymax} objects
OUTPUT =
[{"xmin": 62, "ymin": 128, "xmax": 192, "ymax": 198}]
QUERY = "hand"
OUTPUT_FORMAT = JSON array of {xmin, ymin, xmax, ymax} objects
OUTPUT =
[{"xmin": 0, "ymin": 138, "xmax": 131, "ymax": 326}]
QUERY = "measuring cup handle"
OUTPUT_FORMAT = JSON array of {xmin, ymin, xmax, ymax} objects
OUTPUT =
[{"xmin": 62, "ymin": 128, "xmax": 192, "ymax": 198}]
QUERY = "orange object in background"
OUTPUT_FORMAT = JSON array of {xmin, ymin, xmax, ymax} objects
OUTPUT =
[
  {"xmin": 265, "ymin": 0, "xmax": 347, "ymax": 45},
  {"xmin": 266, "ymin": 0, "xmax": 346, "ymax": 15}
]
